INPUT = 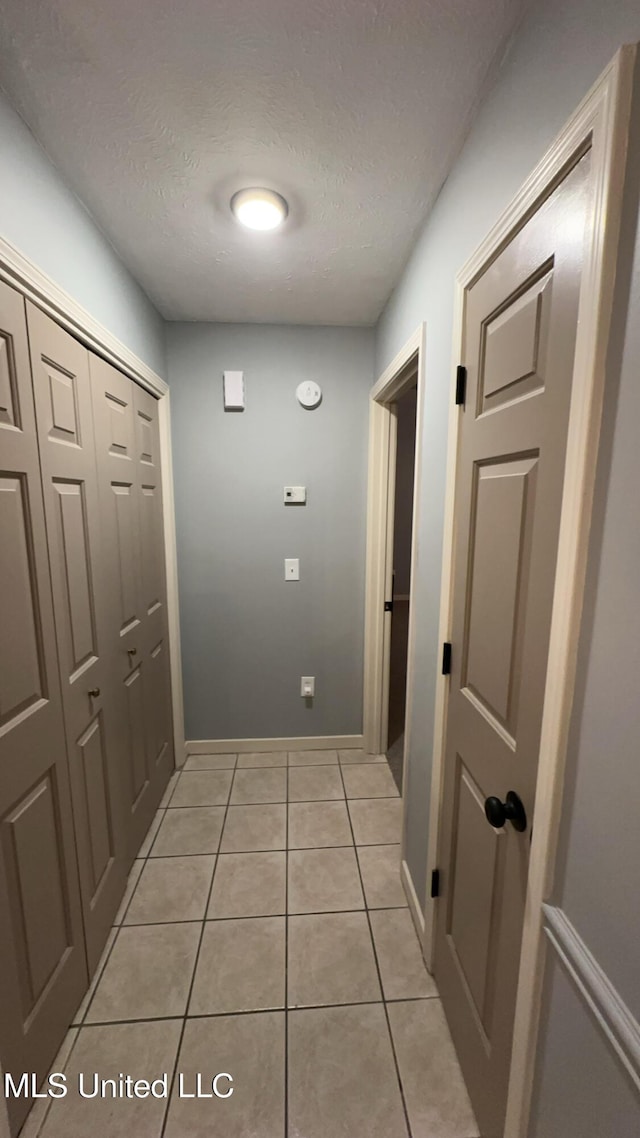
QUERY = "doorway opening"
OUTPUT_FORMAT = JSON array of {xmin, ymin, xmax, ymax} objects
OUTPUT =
[
  {"xmin": 386, "ymin": 384, "xmax": 417, "ymax": 791},
  {"xmin": 362, "ymin": 324, "xmax": 425, "ymax": 804}
]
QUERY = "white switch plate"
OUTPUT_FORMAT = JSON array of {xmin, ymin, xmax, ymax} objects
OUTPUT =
[
  {"xmin": 285, "ymin": 558, "xmax": 300, "ymax": 581},
  {"xmin": 284, "ymin": 486, "xmax": 306, "ymax": 504},
  {"xmin": 301, "ymin": 676, "xmax": 315, "ymax": 697},
  {"xmin": 223, "ymin": 370, "xmax": 245, "ymax": 410}
]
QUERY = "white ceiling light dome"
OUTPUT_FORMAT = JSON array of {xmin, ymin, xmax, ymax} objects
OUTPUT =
[{"xmin": 230, "ymin": 187, "xmax": 288, "ymax": 231}]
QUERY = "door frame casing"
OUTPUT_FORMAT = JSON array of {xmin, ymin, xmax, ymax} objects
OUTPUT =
[
  {"xmin": 0, "ymin": 235, "xmax": 186, "ymax": 770},
  {"xmin": 362, "ymin": 323, "xmax": 426, "ymax": 817},
  {"xmin": 424, "ymin": 45, "xmax": 636, "ymax": 1137}
]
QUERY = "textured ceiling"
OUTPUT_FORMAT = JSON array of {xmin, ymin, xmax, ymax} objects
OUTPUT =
[{"xmin": 0, "ymin": 0, "xmax": 525, "ymax": 324}]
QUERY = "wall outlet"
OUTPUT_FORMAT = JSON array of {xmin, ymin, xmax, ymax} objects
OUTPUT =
[
  {"xmin": 301, "ymin": 676, "xmax": 315, "ymax": 698},
  {"xmin": 285, "ymin": 558, "xmax": 300, "ymax": 580}
]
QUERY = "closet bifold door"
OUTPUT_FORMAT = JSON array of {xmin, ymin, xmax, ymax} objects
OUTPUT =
[
  {"xmin": 90, "ymin": 356, "xmax": 173, "ymax": 863},
  {"xmin": 133, "ymin": 383, "xmax": 174, "ymax": 801},
  {"xmin": 0, "ymin": 283, "xmax": 87, "ymax": 1137},
  {"xmin": 26, "ymin": 303, "xmax": 127, "ymax": 974}
]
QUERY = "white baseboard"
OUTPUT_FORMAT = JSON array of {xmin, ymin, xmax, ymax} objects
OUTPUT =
[
  {"xmin": 186, "ymin": 734, "xmax": 364, "ymax": 755},
  {"xmin": 401, "ymin": 858, "xmax": 431, "ymax": 969}
]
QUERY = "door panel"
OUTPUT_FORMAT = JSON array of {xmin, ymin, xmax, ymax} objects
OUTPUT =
[
  {"xmin": 134, "ymin": 385, "xmax": 173, "ymax": 788},
  {"xmin": 146, "ymin": 635, "xmax": 172, "ymax": 774},
  {"xmin": 27, "ymin": 304, "xmax": 127, "ymax": 972},
  {"xmin": 90, "ymin": 357, "xmax": 152, "ymax": 858},
  {"xmin": 479, "ymin": 270, "xmax": 552, "ymax": 412},
  {"xmin": 448, "ymin": 758, "xmax": 506, "ymax": 1033},
  {"xmin": 0, "ymin": 328, "xmax": 19, "ymax": 426},
  {"xmin": 125, "ymin": 664, "xmax": 148, "ymax": 807},
  {"xmin": 112, "ymin": 482, "xmax": 142, "ymax": 635},
  {"xmin": 463, "ymin": 455, "xmax": 538, "ymax": 738},
  {"xmin": 91, "ymin": 357, "xmax": 173, "ymax": 860},
  {"xmin": 434, "ymin": 153, "xmax": 592, "ymax": 1137},
  {"xmin": 4, "ymin": 774, "xmax": 71, "ymax": 1005},
  {"xmin": 139, "ymin": 484, "xmax": 163, "ymax": 617},
  {"xmin": 0, "ymin": 473, "xmax": 47, "ymax": 722},
  {"xmin": 0, "ymin": 282, "xmax": 87, "ymax": 1136},
  {"xmin": 77, "ymin": 714, "xmax": 113, "ymax": 892},
  {"xmin": 52, "ymin": 480, "xmax": 96, "ymax": 673}
]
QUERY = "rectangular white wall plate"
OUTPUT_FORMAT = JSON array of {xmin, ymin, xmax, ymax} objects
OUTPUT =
[
  {"xmin": 301, "ymin": 676, "xmax": 315, "ymax": 697},
  {"xmin": 284, "ymin": 486, "xmax": 306, "ymax": 504},
  {"xmin": 223, "ymin": 370, "xmax": 245, "ymax": 410},
  {"xmin": 285, "ymin": 558, "xmax": 300, "ymax": 580}
]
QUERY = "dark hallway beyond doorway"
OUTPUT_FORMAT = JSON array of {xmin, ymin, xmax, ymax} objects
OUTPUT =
[
  {"xmin": 386, "ymin": 385, "xmax": 417, "ymax": 793},
  {"xmin": 387, "ymin": 599, "xmax": 410, "ymax": 792}
]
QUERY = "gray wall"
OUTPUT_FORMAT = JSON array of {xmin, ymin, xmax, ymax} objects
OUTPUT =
[
  {"xmin": 550, "ymin": 93, "xmax": 640, "ymax": 1020},
  {"xmin": 377, "ymin": 0, "xmax": 640, "ymax": 915},
  {"xmin": 0, "ymin": 91, "xmax": 165, "ymax": 375},
  {"xmin": 375, "ymin": 0, "xmax": 640, "ymax": 1129},
  {"xmin": 529, "ymin": 950, "xmax": 640, "ymax": 1138},
  {"xmin": 529, "ymin": 64, "xmax": 640, "ymax": 1131},
  {"xmin": 166, "ymin": 322, "xmax": 374, "ymax": 742}
]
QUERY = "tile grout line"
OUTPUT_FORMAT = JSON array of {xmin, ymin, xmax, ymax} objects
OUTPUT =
[
  {"xmin": 120, "ymin": 770, "xmax": 180, "ymax": 903},
  {"xmin": 158, "ymin": 755, "xmax": 239, "ymax": 1138},
  {"xmin": 186, "ymin": 761, "xmax": 386, "ymax": 771},
  {"xmin": 45, "ymin": 764, "xmax": 189, "ymax": 1136},
  {"xmin": 57, "ymin": 755, "xmax": 404, "ymax": 1136},
  {"xmin": 72, "ymin": 930, "xmax": 119, "ymax": 1029},
  {"xmin": 166, "ymin": 757, "xmax": 399, "ymax": 810},
  {"xmin": 166, "ymin": 793, "xmax": 400, "ymax": 810},
  {"xmin": 336, "ymin": 757, "xmax": 414, "ymax": 1138},
  {"xmin": 148, "ymin": 841, "xmax": 402, "ymax": 857},
  {"xmin": 99, "ymin": 896, "xmax": 409, "ymax": 931},
  {"xmin": 26, "ymin": 1028, "xmax": 82, "ymax": 1137},
  {"xmin": 81, "ymin": 767, "xmax": 185, "ymax": 1024},
  {"xmin": 76, "ymin": 995, "xmax": 438, "ymax": 1030},
  {"xmin": 149, "ymin": 841, "xmax": 401, "ymax": 855},
  {"xmin": 144, "ymin": 843, "xmax": 392, "ymax": 859}
]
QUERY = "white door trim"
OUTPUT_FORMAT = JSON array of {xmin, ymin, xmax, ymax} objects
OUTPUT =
[
  {"xmin": 423, "ymin": 45, "xmax": 636, "ymax": 1138},
  {"xmin": 0, "ymin": 233, "xmax": 186, "ymax": 767},
  {"xmin": 362, "ymin": 322, "xmax": 426, "ymax": 809},
  {"xmin": 158, "ymin": 390, "xmax": 187, "ymax": 765},
  {"xmin": 0, "ymin": 235, "xmax": 168, "ymax": 397}
]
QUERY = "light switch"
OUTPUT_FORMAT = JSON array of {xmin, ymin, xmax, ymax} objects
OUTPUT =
[
  {"xmin": 223, "ymin": 370, "xmax": 245, "ymax": 410},
  {"xmin": 285, "ymin": 558, "xmax": 300, "ymax": 581},
  {"xmin": 284, "ymin": 486, "xmax": 307, "ymax": 505}
]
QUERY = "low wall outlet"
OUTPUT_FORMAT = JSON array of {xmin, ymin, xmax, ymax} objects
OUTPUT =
[
  {"xmin": 284, "ymin": 486, "xmax": 307, "ymax": 504},
  {"xmin": 301, "ymin": 676, "xmax": 315, "ymax": 698}
]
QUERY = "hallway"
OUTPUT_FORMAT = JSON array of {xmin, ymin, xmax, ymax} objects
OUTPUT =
[{"xmin": 27, "ymin": 749, "xmax": 477, "ymax": 1138}]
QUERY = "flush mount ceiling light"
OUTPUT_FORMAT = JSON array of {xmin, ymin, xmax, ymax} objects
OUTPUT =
[{"xmin": 230, "ymin": 187, "xmax": 288, "ymax": 231}]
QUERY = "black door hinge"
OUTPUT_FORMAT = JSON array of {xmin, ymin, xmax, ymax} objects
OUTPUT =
[
  {"xmin": 431, "ymin": 869, "xmax": 440, "ymax": 898},
  {"xmin": 384, "ymin": 600, "xmax": 393, "ymax": 613},
  {"xmin": 442, "ymin": 641, "xmax": 452, "ymax": 675},
  {"xmin": 455, "ymin": 365, "xmax": 467, "ymax": 406}
]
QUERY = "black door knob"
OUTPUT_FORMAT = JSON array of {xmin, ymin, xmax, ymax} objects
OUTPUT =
[{"xmin": 484, "ymin": 791, "xmax": 527, "ymax": 832}]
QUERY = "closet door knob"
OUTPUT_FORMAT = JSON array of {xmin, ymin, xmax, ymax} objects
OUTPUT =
[
  {"xmin": 88, "ymin": 687, "xmax": 101, "ymax": 699},
  {"xmin": 127, "ymin": 646, "xmax": 138, "ymax": 657}
]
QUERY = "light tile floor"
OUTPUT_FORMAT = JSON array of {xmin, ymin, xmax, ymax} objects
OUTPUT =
[{"xmin": 33, "ymin": 749, "xmax": 478, "ymax": 1138}]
